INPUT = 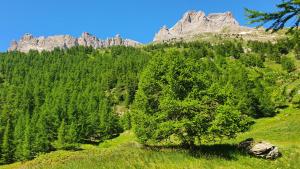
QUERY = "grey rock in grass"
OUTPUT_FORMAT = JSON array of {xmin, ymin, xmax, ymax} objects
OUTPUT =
[{"xmin": 239, "ymin": 138, "xmax": 281, "ymax": 160}]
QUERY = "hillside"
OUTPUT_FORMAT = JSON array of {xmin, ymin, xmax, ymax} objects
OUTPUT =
[
  {"xmin": 1, "ymin": 7, "xmax": 299, "ymax": 165},
  {"xmin": 1, "ymin": 106, "xmax": 299, "ymax": 169},
  {"xmin": 1, "ymin": 0, "xmax": 300, "ymax": 168},
  {"xmin": 0, "ymin": 37, "xmax": 299, "ymax": 168}
]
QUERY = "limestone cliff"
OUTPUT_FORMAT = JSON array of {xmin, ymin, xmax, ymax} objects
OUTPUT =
[
  {"xmin": 154, "ymin": 11, "xmax": 254, "ymax": 42},
  {"xmin": 9, "ymin": 32, "xmax": 141, "ymax": 52}
]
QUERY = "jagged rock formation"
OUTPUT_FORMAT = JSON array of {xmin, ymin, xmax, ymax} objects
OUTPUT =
[
  {"xmin": 154, "ymin": 11, "xmax": 255, "ymax": 42},
  {"xmin": 9, "ymin": 32, "xmax": 141, "ymax": 52}
]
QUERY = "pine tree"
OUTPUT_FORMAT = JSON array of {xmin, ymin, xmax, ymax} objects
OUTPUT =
[
  {"xmin": 99, "ymin": 98, "xmax": 122, "ymax": 139},
  {"xmin": 56, "ymin": 120, "xmax": 66, "ymax": 149},
  {"xmin": 1, "ymin": 119, "xmax": 14, "ymax": 164},
  {"xmin": 32, "ymin": 114, "xmax": 51, "ymax": 155},
  {"xmin": 99, "ymin": 98, "xmax": 109, "ymax": 138},
  {"xmin": 66, "ymin": 122, "xmax": 79, "ymax": 149},
  {"xmin": 13, "ymin": 114, "xmax": 24, "ymax": 161},
  {"xmin": 22, "ymin": 112, "xmax": 31, "ymax": 160},
  {"xmin": 246, "ymin": 0, "xmax": 300, "ymax": 32}
]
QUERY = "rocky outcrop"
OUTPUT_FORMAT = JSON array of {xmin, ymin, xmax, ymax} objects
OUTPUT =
[
  {"xmin": 154, "ymin": 11, "xmax": 253, "ymax": 42},
  {"xmin": 239, "ymin": 138, "xmax": 281, "ymax": 160},
  {"xmin": 9, "ymin": 32, "xmax": 141, "ymax": 53}
]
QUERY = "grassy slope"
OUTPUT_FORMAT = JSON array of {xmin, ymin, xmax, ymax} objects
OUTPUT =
[{"xmin": 1, "ymin": 107, "xmax": 299, "ymax": 169}]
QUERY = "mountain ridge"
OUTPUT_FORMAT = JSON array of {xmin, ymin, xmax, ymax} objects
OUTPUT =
[
  {"xmin": 9, "ymin": 32, "xmax": 141, "ymax": 53},
  {"xmin": 153, "ymin": 10, "xmax": 277, "ymax": 42},
  {"xmin": 8, "ymin": 10, "xmax": 280, "ymax": 52}
]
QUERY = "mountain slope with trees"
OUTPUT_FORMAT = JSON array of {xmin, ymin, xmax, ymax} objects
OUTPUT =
[
  {"xmin": 0, "ymin": 46, "xmax": 150, "ymax": 164},
  {"xmin": 0, "ymin": 36, "xmax": 299, "ymax": 165}
]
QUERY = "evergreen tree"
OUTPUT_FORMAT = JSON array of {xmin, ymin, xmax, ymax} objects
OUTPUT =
[
  {"xmin": 32, "ymin": 113, "xmax": 51, "ymax": 155},
  {"xmin": 1, "ymin": 119, "xmax": 14, "ymax": 164},
  {"xmin": 246, "ymin": 0, "xmax": 300, "ymax": 32},
  {"xmin": 22, "ymin": 112, "xmax": 32, "ymax": 160},
  {"xmin": 56, "ymin": 120, "xmax": 66, "ymax": 149},
  {"xmin": 66, "ymin": 122, "xmax": 78, "ymax": 145},
  {"xmin": 13, "ymin": 114, "xmax": 24, "ymax": 161}
]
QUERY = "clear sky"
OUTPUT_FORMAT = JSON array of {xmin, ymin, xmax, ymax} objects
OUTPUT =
[{"xmin": 0, "ymin": 0, "xmax": 281, "ymax": 51}]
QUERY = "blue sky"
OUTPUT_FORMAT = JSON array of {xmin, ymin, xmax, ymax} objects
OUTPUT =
[{"xmin": 0, "ymin": 0, "xmax": 281, "ymax": 51}]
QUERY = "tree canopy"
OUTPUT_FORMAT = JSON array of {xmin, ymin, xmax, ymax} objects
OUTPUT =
[{"xmin": 132, "ymin": 41, "xmax": 285, "ymax": 147}]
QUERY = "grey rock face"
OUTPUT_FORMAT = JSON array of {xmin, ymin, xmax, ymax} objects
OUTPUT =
[
  {"xmin": 239, "ymin": 138, "xmax": 281, "ymax": 160},
  {"xmin": 8, "ymin": 33, "xmax": 141, "ymax": 53},
  {"xmin": 154, "ymin": 11, "xmax": 252, "ymax": 42}
]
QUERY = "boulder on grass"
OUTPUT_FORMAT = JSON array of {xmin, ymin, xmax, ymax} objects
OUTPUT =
[{"xmin": 239, "ymin": 138, "xmax": 281, "ymax": 160}]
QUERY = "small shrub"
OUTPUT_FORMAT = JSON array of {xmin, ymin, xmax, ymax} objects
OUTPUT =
[{"xmin": 281, "ymin": 57, "xmax": 296, "ymax": 72}]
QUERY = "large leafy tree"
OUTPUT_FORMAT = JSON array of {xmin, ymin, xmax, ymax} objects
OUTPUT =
[{"xmin": 132, "ymin": 49, "xmax": 260, "ymax": 148}]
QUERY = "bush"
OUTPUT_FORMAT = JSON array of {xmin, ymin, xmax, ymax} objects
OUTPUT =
[
  {"xmin": 281, "ymin": 57, "xmax": 296, "ymax": 72},
  {"xmin": 241, "ymin": 53, "xmax": 264, "ymax": 68},
  {"xmin": 292, "ymin": 94, "xmax": 300, "ymax": 108}
]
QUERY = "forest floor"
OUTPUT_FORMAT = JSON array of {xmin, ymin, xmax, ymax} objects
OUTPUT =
[{"xmin": 1, "ymin": 107, "xmax": 299, "ymax": 169}]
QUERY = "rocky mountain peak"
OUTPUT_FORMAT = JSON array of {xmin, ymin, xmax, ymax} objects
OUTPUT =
[
  {"xmin": 181, "ymin": 11, "xmax": 206, "ymax": 23},
  {"xmin": 82, "ymin": 32, "xmax": 91, "ymax": 37},
  {"xmin": 21, "ymin": 33, "xmax": 34, "ymax": 41},
  {"xmin": 207, "ymin": 11, "xmax": 239, "ymax": 26},
  {"xmin": 162, "ymin": 25, "xmax": 169, "ymax": 30},
  {"xmin": 154, "ymin": 10, "xmax": 245, "ymax": 42},
  {"xmin": 8, "ymin": 32, "xmax": 141, "ymax": 52}
]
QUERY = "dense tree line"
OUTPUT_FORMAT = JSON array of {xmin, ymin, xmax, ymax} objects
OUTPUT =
[{"xmin": 0, "ymin": 46, "xmax": 150, "ymax": 164}]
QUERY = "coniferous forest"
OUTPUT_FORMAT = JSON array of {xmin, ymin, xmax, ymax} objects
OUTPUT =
[
  {"xmin": 0, "ymin": 37, "xmax": 299, "ymax": 165},
  {"xmin": 0, "ymin": 46, "xmax": 150, "ymax": 163}
]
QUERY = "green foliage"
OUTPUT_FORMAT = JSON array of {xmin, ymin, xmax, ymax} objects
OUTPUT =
[
  {"xmin": 245, "ymin": 0, "xmax": 300, "ymax": 32},
  {"xmin": 120, "ymin": 112, "xmax": 132, "ymax": 130},
  {"xmin": 290, "ymin": 30, "xmax": 300, "ymax": 60},
  {"xmin": 55, "ymin": 120, "xmax": 67, "ymax": 149},
  {"xmin": 240, "ymin": 53, "xmax": 264, "ymax": 68},
  {"xmin": 1, "ymin": 120, "xmax": 14, "ymax": 164},
  {"xmin": 210, "ymin": 105, "xmax": 253, "ymax": 139},
  {"xmin": 132, "ymin": 47, "xmax": 277, "ymax": 146},
  {"xmin": 2, "ymin": 108, "xmax": 300, "ymax": 169},
  {"xmin": 13, "ymin": 114, "xmax": 24, "ymax": 161},
  {"xmin": 281, "ymin": 56, "xmax": 296, "ymax": 72},
  {"xmin": 31, "ymin": 113, "xmax": 52, "ymax": 156},
  {"xmin": 22, "ymin": 113, "xmax": 32, "ymax": 160},
  {"xmin": 0, "ymin": 39, "xmax": 294, "ymax": 164},
  {"xmin": 292, "ymin": 94, "xmax": 300, "ymax": 108},
  {"xmin": 0, "ymin": 46, "xmax": 150, "ymax": 164}
]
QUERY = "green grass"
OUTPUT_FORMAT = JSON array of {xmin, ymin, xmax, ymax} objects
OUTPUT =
[{"xmin": 1, "ymin": 107, "xmax": 299, "ymax": 169}]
